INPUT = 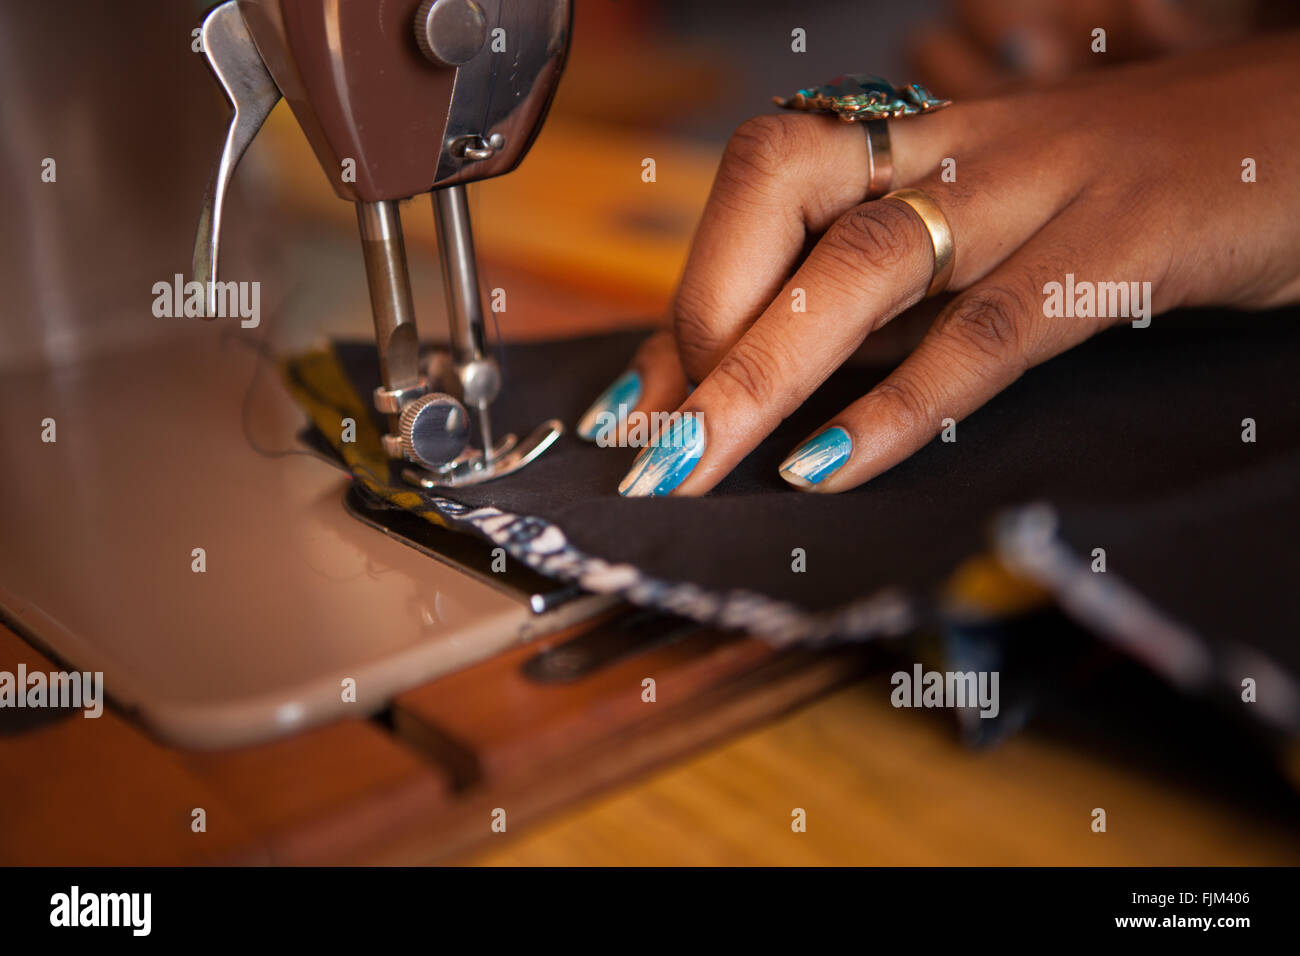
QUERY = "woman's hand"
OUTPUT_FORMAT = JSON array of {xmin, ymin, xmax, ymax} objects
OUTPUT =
[{"xmin": 580, "ymin": 34, "xmax": 1300, "ymax": 496}]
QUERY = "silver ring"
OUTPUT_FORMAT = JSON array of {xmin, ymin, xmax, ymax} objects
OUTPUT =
[{"xmin": 864, "ymin": 119, "xmax": 893, "ymax": 199}]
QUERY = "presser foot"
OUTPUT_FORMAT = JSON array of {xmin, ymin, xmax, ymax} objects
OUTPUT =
[{"xmin": 401, "ymin": 418, "xmax": 564, "ymax": 489}]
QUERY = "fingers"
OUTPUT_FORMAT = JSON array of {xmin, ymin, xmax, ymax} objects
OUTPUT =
[
  {"xmin": 670, "ymin": 114, "xmax": 869, "ymax": 384},
  {"xmin": 646, "ymin": 200, "xmax": 933, "ymax": 497},
  {"xmin": 582, "ymin": 103, "xmax": 970, "ymax": 450},
  {"xmin": 622, "ymin": 198, "xmax": 942, "ymax": 497},
  {"xmin": 576, "ymin": 330, "xmax": 689, "ymax": 443},
  {"xmin": 951, "ymin": 0, "xmax": 1070, "ymax": 78},
  {"xmin": 780, "ymin": 217, "xmax": 1101, "ymax": 493},
  {"xmin": 623, "ymin": 144, "xmax": 1087, "ymax": 497},
  {"xmin": 621, "ymin": 89, "xmax": 1095, "ymax": 497},
  {"xmin": 671, "ymin": 111, "xmax": 962, "ymax": 384}
]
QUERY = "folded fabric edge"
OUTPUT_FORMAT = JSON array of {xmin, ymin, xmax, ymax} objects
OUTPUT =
[
  {"xmin": 402, "ymin": 490, "xmax": 916, "ymax": 647},
  {"xmin": 280, "ymin": 345, "xmax": 915, "ymax": 646}
]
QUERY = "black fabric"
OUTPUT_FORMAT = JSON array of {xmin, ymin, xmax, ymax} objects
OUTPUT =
[
  {"xmin": 1053, "ymin": 448, "xmax": 1300, "ymax": 664},
  {"xmin": 330, "ymin": 306, "xmax": 1300, "ymax": 675}
]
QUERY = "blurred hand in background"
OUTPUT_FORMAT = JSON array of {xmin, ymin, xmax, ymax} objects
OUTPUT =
[{"xmin": 909, "ymin": 0, "xmax": 1263, "ymax": 96}]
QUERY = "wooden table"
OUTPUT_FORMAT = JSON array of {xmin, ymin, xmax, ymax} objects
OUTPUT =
[{"xmin": 5, "ymin": 614, "xmax": 1297, "ymax": 865}]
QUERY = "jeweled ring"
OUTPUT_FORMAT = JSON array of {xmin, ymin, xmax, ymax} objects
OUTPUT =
[
  {"xmin": 882, "ymin": 188, "xmax": 955, "ymax": 298},
  {"xmin": 774, "ymin": 74, "xmax": 950, "ymax": 200}
]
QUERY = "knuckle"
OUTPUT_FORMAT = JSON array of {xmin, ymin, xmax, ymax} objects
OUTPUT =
[
  {"xmin": 672, "ymin": 283, "xmax": 728, "ymax": 377},
  {"xmin": 869, "ymin": 378, "xmax": 936, "ymax": 434},
  {"xmin": 929, "ymin": 173, "xmax": 979, "ymax": 210},
  {"xmin": 935, "ymin": 285, "xmax": 1030, "ymax": 367},
  {"xmin": 712, "ymin": 334, "xmax": 791, "ymax": 409},
  {"xmin": 823, "ymin": 202, "xmax": 917, "ymax": 275},
  {"xmin": 717, "ymin": 114, "xmax": 808, "ymax": 191}
]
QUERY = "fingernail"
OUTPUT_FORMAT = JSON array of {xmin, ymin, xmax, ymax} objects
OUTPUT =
[
  {"xmin": 577, "ymin": 370, "xmax": 642, "ymax": 442},
  {"xmin": 779, "ymin": 426, "xmax": 852, "ymax": 489},
  {"xmin": 618, "ymin": 413, "xmax": 705, "ymax": 497}
]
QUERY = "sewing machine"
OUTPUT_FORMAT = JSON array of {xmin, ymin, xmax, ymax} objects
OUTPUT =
[
  {"xmin": 0, "ymin": 0, "xmax": 839, "ymax": 774},
  {"xmin": 197, "ymin": 0, "xmax": 570, "ymax": 487},
  {"xmin": 0, "ymin": 0, "xmax": 608, "ymax": 750}
]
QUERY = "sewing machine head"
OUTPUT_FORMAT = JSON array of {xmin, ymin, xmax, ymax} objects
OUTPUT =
[{"xmin": 195, "ymin": 0, "xmax": 571, "ymax": 487}]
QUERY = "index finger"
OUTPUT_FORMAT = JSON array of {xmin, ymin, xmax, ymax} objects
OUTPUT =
[
  {"xmin": 671, "ymin": 114, "xmax": 870, "ymax": 383},
  {"xmin": 620, "ymin": 198, "xmax": 934, "ymax": 497}
]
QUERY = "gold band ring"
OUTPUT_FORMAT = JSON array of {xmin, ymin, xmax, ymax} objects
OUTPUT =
[
  {"xmin": 883, "ymin": 188, "xmax": 955, "ymax": 298},
  {"xmin": 864, "ymin": 120, "xmax": 892, "ymax": 199}
]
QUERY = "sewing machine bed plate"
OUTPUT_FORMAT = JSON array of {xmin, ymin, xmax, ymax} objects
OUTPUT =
[{"xmin": 0, "ymin": 326, "xmax": 589, "ymax": 749}]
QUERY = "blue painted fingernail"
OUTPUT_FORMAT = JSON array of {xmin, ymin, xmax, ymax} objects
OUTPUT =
[
  {"xmin": 577, "ymin": 370, "xmax": 642, "ymax": 443},
  {"xmin": 618, "ymin": 413, "xmax": 705, "ymax": 497},
  {"xmin": 779, "ymin": 426, "xmax": 852, "ymax": 488}
]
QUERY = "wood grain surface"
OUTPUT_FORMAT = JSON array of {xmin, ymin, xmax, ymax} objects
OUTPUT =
[
  {"xmin": 0, "ymin": 624, "xmax": 450, "ymax": 865},
  {"xmin": 473, "ymin": 680, "xmax": 1300, "ymax": 866}
]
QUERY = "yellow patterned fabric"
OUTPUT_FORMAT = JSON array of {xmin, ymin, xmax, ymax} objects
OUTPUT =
[{"xmin": 282, "ymin": 344, "xmax": 446, "ymax": 527}]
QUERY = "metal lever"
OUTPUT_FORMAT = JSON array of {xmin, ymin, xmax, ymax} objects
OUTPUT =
[
  {"xmin": 192, "ymin": 0, "xmax": 281, "ymax": 316},
  {"xmin": 357, "ymin": 200, "xmax": 426, "ymax": 439},
  {"xmin": 433, "ymin": 184, "xmax": 500, "ymax": 464}
]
